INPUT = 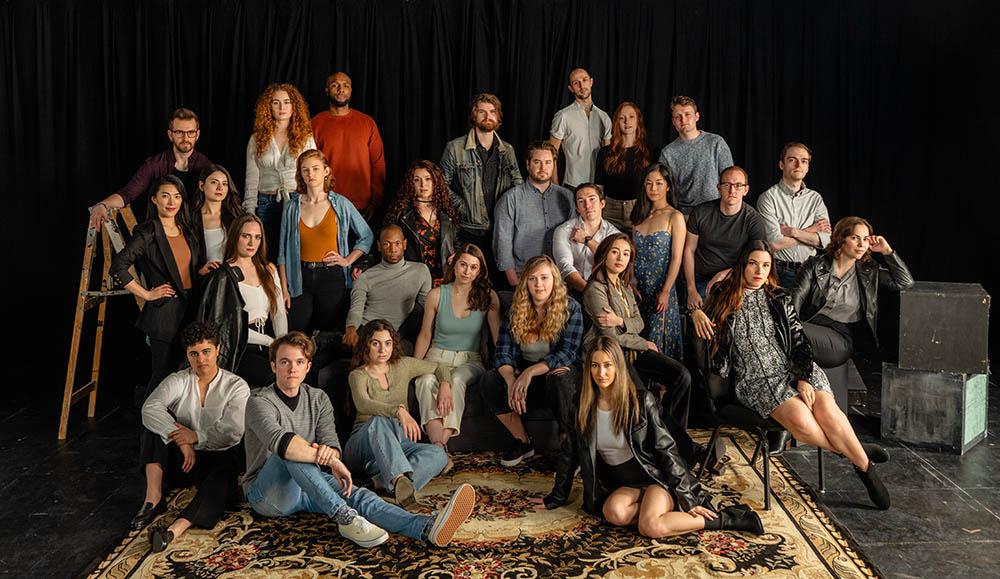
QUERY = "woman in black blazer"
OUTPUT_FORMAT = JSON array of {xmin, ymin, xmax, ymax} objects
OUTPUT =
[{"xmin": 111, "ymin": 175, "xmax": 201, "ymax": 401}]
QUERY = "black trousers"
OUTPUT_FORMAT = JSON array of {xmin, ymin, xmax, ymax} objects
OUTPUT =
[
  {"xmin": 288, "ymin": 265, "xmax": 348, "ymax": 333},
  {"xmin": 803, "ymin": 316, "xmax": 856, "ymax": 368},
  {"xmin": 480, "ymin": 360, "xmax": 580, "ymax": 434},
  {"xmin": 236, "ymin": 344, "xmax": 274, "ymax": 389},
  {"xmin": 631, "ymin": 349, "xmax": 693, "ymax": 430},
  {"xmin": 138, "ymin": 428, "xmax": 242, "ymax": 528},
  {"xmin": 141, "ymin": 336, "xmax": 182, "ymax": 404}
]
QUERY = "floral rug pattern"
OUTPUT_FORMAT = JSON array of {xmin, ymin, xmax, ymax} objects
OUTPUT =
[{"xmin": 89, "ymin": 429, "xmax": 881, "ymax": 578}]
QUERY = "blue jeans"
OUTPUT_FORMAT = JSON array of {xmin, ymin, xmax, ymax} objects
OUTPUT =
[
  {"xmin": 244, "ymin": 453, "xmax": 430, "ymax": 541},
  {"xmin": 344, "ymin": 416, "xmax": 447, "ymax": 492},
  {"xmin": 255, "ymin": 194, "xmax": 283, "ymax": 263}
]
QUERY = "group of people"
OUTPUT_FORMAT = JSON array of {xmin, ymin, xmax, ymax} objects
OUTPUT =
[{"xmin": 90, "ymin": 67, "xmax": 914, "ymax": 552}]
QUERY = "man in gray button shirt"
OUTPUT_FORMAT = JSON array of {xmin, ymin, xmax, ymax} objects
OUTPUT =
[
  {"xmin": 757, "ymin": 142, "xmax": 832, "ymax": 288},
  {"xmin": 493, "ymin": 142, "xmax": 576, "ymax": 287},
  {"xmin": 548, "ymin": 68, "xmax": 613, "ymax": 188}
]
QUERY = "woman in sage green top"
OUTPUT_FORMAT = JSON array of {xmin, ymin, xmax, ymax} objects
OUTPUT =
[
  {"xmin": 413, "ymin": 244, "xmax": 501, "ymax": 454},
  {"xmin": 344, "ymin": 320, "xmax": 451, "ymax": 510}
]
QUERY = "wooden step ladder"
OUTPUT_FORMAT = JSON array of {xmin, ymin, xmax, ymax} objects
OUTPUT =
[{"xmin": 59, "ymin": 207, "xmax": 142, "ymax": 439}]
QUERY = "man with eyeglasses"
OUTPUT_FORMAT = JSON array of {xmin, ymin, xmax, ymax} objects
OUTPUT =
[
  {"xmin": 757, "ymin": 142, "xmax": 832, "ymax": 288},
  {"xmin": 682, "ymin": 166, "xmax": 780, "ymax": 310},
  {"xmin": 658, "ymin": 96, "xmax": 733, "ymax": 214},
  {"xmin": 88, "ymin": 108, "xmax": 212, "ymax": 227}
]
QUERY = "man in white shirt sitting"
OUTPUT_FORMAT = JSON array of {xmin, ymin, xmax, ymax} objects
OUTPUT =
[
  {"xmin": 551, "ymin": 183, "xmax": 620, "ymax": 297},
  {"xmin": 134, "ymin": 321, "xmax": 251, "ymax": 553}
]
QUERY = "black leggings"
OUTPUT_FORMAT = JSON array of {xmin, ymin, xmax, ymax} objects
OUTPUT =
[
  {"xmin": 631, "ymin": 349, "xmax": 692, "ymax": 430},
  {"xmin": 288, "ymin": 265, "xmax": 348, "ymax": 333},
  {"xmin": 139, "ymin": 429, "xmax": 242, "ymax": 528}
]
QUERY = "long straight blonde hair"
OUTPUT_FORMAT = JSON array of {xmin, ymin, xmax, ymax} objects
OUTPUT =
[{"xmin": 577, "ymin": 337, "xmax": 640, "ymax": 437}]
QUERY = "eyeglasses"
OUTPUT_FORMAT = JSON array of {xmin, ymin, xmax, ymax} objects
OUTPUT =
[
  {"xmin": 170, "ymin": 129, "xmax": 198, "ymax": 138},
  {"xmin": 718, "ymin": 182, "xmax": 747, "ymax": 191}
]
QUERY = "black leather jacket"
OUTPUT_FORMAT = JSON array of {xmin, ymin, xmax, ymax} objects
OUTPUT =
[
  {"xmin": 195, "ymin": 264, "xmax": 248, "ymax": 372},
  {"xmin": 577, "ymin": 390, "xmax": 707, "ymax": 516},
  {"xmin": 791, "ymin": 252, "xmax": 914, "ymax": 346},
  {"xmin": 384, "ymin": 208, "xmax": 457, "ymax": 279},
  {"xmin": 708, "ymin": 287, "xmax": 815, "ymax": 384}
]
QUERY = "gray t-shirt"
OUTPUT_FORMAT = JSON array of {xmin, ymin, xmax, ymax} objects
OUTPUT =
[
  {"xmin": 658, "ymin": 131, "xmax": 733, "ymax": 212},
  {"xmin": 687, "ymin": 201, "xmax": 777, "ymax": 282}
]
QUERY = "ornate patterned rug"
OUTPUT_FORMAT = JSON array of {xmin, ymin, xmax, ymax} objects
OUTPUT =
[{"xmin": 88, "ymin": 429, "xmax": 882, "ymax": 578}]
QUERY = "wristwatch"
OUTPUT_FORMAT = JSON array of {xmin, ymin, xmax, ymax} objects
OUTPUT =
[{"xmin": 583, "ymin": 235, "xmax": 593, "ymax": 244}]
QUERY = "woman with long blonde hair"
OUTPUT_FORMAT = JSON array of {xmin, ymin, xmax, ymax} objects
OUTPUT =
[
  {"xmin": 569, "ymin": 338, "xmax": 763, "ymax": 537},
  {"xmin": 244, "ymin": 83, "xmax": 316, "ymax": 261},
  {"xmin": 479, "ymin": 255, "xmax": 583, "ymax": 503}
]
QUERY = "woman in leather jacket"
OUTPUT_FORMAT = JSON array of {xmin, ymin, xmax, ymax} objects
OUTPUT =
[
  {"xmin": 111, "ymin": 175, "xmax": 201, "ymax": 402},
  {"xmin": 791, "ymin": 216, "xmax": 914, "ymax": 367},
  {"xmin": 572, "ymin": 336, "xmax": 763, "ymax": 537},
  {"xmin": 692, "ymin": 241, "xmax": 891, "ymax": 510},
  {"xmin": 384, "ymin": 160, "xmax": 459, "ymax": 285}
]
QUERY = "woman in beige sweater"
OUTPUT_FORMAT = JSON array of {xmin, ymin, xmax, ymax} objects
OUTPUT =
[{"xmin": 343, "ymin": 319, "xmax": 451, "ymax": 509}]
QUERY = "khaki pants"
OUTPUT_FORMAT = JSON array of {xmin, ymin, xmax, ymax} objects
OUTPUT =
[
  {"xmin": 415, "ymin": 348, "xmax": 485, "ymax": 435},
  {"xmin": 603, "ymin": 197, "xmax": 635, "ymax": 234}
]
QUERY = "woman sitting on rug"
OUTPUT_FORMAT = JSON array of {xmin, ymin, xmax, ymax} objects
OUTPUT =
[
  {"xmin": 412, "ymin": 243, "xmax": 501, "ymax": 455},
  {"xmin": 383, "ymin": 160, "xmax": 460, "ymax": 285},
  {"xmin": 692, "ymin": 241, "xmax": 891, "ymax": 510},
  {"xmin": 344, "ymin": 320, "xmax": 451, "ymax": 510},
  {"xmin": 135, "ymin": 321, "xmax": 250, "ymax": 552},
  {"xmin": 790, "ymin": 216, "xmax": 914, "ymax": 372},
  {"xmin": 191, "ymin": 164, "xmax": 243, "ymax": 274},
  {"xmin": 572, "ymin": 336, "xmax": 763, "ymax": 537},
  {"xmin": 111, "ymin": 175, "xmax": 201, "ymax": 403},
  {"xmin": 197, "ymin": 213, "xmax": 288, "ymax": 386},
  {"xmin": 583, "ymin": 233, "xmax": 692, "ymax": 428}
]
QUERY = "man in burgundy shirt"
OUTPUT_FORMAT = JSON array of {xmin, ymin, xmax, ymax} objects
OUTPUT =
[
  {"xmin": 312, "ymin": 72, "xmax": 387, "ymax": 220},
  {"xmin": 88, "ymin": 108, "xmax": 212, "ymax": 227}
]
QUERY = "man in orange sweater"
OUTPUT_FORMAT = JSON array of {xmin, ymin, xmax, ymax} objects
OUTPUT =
[{"xmin": 312, "ymin": 72, "xmax": 387, "ymax": 220}]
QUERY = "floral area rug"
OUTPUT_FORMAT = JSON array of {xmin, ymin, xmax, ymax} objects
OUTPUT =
[{"xmin": 88, "ymin": 429, "xmax": 881, "ymax": 578}]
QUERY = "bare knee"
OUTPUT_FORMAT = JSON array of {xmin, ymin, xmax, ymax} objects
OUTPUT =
[{"xmin": 603, "ymin": 502, "xmax": 634, "ymax": 526}]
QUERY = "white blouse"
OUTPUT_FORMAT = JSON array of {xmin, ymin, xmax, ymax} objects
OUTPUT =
[
  {"xmin": 244, "ymin": 134, "xmax": 317, "ymax": 212},
  {"xmin": 142, "ymin": 367, "xmax": 250, "ymax": 451},
  {"xmin": 238, "ymin": 265, "xmax": 288, "ymax": 346}
]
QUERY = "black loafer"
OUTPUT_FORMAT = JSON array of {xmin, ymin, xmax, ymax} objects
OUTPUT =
[
  {"xmin": 149, "ymin": 526, "xmax": 174, "ymax": 553},
  {"xmin": 130, "ymin": 501, "xmax": 166, "ymax": 531}
]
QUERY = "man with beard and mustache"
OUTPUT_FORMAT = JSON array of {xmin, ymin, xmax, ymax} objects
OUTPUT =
[
  {"xmin": 493, "ymin": 142, "xmax": 576, "ymax": 288},
  {"xmin": 548, "ymin": 68, "xmax": 612, "ymax": 189},
  {"xmin": 440, "ymin": 93, "xmax": 523, "ymax": 283},
  {"xmin": 88, "ymin": 108, "xmax": 213, "ymax": 227},
  {"xmin": 312, "ymin": 72, "xmax": 386, "ymax": 220}
]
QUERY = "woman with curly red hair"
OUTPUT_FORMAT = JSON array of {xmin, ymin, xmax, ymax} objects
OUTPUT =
[
  {"xmin": 384, "ymin": 160, "xmax": 461, "ymax": 285},
  {"xmin": 244, "ymin": 83, "xmax": 316, "ymax": 260}
]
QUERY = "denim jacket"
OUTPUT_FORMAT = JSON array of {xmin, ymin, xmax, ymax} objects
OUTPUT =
[
  {"xmin": 277, "ymin": 191, "xmax": 374, "ymax": 297},
  {"xmin": 440, "ymin": 129, "xmax": 522, "ymax": 232}
]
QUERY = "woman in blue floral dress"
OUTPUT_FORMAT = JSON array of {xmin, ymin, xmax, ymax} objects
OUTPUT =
[{"xmin": 631, "ymin": 164, "xmax": 686, "ymax": 360}]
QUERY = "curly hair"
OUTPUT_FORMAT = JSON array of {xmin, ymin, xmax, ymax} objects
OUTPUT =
[
  {"xmin": 603, "ymin": 102, "xmax": 651, "ymax": 175},
  {"xmin": 509, "ymin": 255, "xmax": 570, "ymax": 345},
  {"xmin": 577, "ymin": 336, "xmax": 639, "ymax": 437},
  {"xmin": 387, "ymin": 160, "xmax": 460, "ymax": 224},
  {"xmin": 826, "ymin": 216, "xmax": 874, "ymax": 263},
  {"xmin": 181, "ymin": 320, "xmax": 220, "ymax": 348},
  {"xmin": 442, "ymin": 243, "xmax": 494, "ymax": 312},
  {"xmin": 294, "ymin": 150, "xmax": 333, "ymax": 195},
  {"xmin": 703, "ymin": 241, "xmax": 779, "ymax": 355},
  {"xmin": 223, "ymin": 213, "xmax": 279, "ymax": 315},
  {"xmin": 194, "ymin": 164, "xmax": 243, "ymax": 233},
  {"xmin": 352, "ymin": 320, "xmax": 404, "ymax": 369},
  {"xmin": 252, "ymin": 83, "xmax": 312, "ymax": 160}
]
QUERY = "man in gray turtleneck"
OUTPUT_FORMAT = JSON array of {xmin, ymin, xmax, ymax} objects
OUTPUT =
[{"xmin": 342, "ymin": 225, "xmax": 432, "ymax": 348}]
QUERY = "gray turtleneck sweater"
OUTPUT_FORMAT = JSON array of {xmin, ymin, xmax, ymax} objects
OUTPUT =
[{"xmin": 346, "ymin": 259, "xmax": 432, "ymax": 330}]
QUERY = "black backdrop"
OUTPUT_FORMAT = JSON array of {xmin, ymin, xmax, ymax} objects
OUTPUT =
[{"xmin": 3, "ymin": 0, "xmax": 996, "ymax": 413}]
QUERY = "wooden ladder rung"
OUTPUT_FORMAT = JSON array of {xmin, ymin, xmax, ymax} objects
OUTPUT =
[{"xmin": 70, "ymin": 381, "xmax": 97, "ymax": 405}]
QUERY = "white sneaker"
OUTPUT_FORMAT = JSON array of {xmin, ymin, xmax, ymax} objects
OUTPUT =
[
  {"xmin": 427, "ymin": 483, "xmax": 476, "ymax": 547},
  {"xmin": 338, "ymin": 515, "xmax": 389, "ymax": 548}
]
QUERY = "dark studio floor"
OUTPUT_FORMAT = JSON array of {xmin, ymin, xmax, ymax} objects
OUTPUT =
[{"xmin": 1, "ymin": 371, "xmax": 997, "ymax": 578}]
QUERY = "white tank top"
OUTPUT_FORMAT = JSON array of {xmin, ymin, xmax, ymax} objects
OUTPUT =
[{"xmin": 596, "ymin": 409, "xmax": 634, "ymax": 466}]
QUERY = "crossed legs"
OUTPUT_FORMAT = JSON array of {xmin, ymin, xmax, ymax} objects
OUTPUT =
[{"xmin": 770, "ymin": 391, "xmax": 868, "ymax": 469}]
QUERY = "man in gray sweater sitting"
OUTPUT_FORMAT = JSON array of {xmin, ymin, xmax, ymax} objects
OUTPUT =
[
  {"xmin": 343, "ymin": 225, "xmax": 432, "ymax": 350},
  {"xmin": 243, "ymin": 331, "xmax": 476, "ymax": 548}
]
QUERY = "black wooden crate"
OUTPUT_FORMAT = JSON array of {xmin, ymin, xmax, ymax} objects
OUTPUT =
[{"xmin": 898, "ymin": 282, "xmax": 990, "ymax": 374}]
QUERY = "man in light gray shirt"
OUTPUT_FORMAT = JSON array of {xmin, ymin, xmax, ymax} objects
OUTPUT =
[
  {"xmin": 548, "ymin": 68, "xmax": 613, "ymax": 188},
  {"xmin": 552, "ymin": 183, "xmax": 620, "ymax": 294},
  {"xmin": 343, "ymin": 225, "xmax": 432, "ymax": 348},
  {"xmin": 493, "ymin": 142, "xmax": 576, "ymax": 287},
  {"xmin": 243, "ymin": 332, "xmax": 477, "ymax": 548},
  {"xmin": 757, "ymin": 142, "xmax": 832, "ymax": 288},
  {"xmin": 658, "ymin": 95, "xmax": 733, "ymax": 213}
]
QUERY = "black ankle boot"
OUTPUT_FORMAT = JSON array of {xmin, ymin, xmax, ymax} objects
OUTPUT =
[
  {"xmin": 855, "ymin": 462, "xmax": 891, "ymax": 510},
  {"xmin": 767, "ymin": 430, "xmax": 791, "ymax": 455},
  {"xmin": 705, "ymin": 505, "xmax": 764, "ymax": 535},
  {"xmin": 862, "ymin": 443, "xmax": 890, "ymax": 464},
  {"xmin": 544, "ymin": 435, "xmax": 577, "ymax": 509}
]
